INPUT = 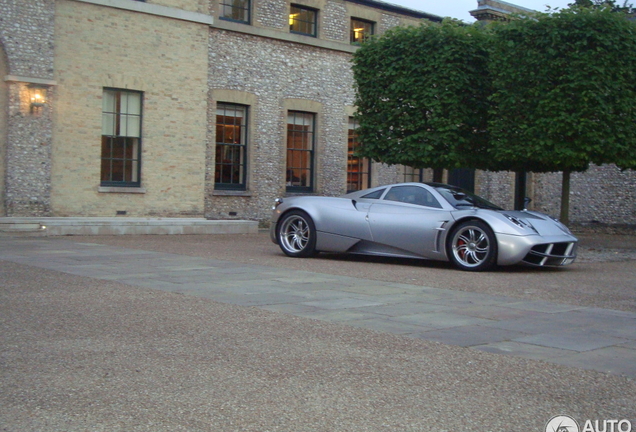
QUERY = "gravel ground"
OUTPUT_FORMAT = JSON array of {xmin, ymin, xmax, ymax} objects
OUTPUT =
[{"xmin": 1, "ymin": 231, "xmax": 635, "ymax": 431}]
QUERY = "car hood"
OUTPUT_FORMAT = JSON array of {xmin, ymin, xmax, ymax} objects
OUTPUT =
[{"xmin": 500, "ymin": 210, "xmax": 573, "ymax": 237}]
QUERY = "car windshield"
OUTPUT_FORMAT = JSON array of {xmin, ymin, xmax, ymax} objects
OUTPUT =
[{"xmin": 432, "ymin": 184, "xmax": 503, "ymax": 210}]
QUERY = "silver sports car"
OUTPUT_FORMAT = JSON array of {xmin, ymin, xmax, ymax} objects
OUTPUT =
[{"xmin": 270, "ymin": 182, "xmax": 578, "ymax": 271}]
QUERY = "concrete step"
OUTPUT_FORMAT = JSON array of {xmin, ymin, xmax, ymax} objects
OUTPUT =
[{"xmin": 0, "ymin": 217, "xmax": 259, "ymax": 236}]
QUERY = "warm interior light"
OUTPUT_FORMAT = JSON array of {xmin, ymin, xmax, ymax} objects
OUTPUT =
[
  {"xmin": 289, "ymin": 13, "xmax": 298, "ymax": 25},
  {"xmin": 28, "ymin": 85, "xmax": 46, "ymax": 110}
]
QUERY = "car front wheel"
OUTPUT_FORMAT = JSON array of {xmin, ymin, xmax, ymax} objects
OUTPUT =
[
  {"xmin": 277, "ymin": 210, "xmax": 317, "ymax": 258},
  {"xmin": 448, "ymin": 220, "xmax": 497, "ymax": 271}
]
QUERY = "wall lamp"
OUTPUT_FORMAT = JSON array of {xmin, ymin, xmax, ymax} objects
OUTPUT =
[{"xmin": 28, "ymin": 83, "xmax": 47, "ymax": 113}]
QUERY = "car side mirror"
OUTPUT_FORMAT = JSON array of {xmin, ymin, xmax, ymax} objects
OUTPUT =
[{"xmin": 523, "ymin": 197, "xmax": 532, "ymax": 211}]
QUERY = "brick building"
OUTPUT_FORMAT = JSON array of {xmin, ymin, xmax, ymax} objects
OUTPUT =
[{"xmin": 1, "ymin": 0, "xmax": 634, "ymax": 226}]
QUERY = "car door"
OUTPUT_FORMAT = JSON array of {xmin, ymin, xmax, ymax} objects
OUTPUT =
[{"xmin": 367, "ymin": 185, "xmax": 452, "ymax": 258}]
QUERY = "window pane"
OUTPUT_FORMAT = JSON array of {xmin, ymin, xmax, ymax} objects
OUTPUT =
[
  {"xmin": 351, "ymin": 19, "xmax": 373, "ymax": 44},
  {"xmin": 221, "ymin": 0, "xmax": 249, "ymax": 22},
  {"xmin": 101, "ymin": 89, "xmax": 142, "ymax": 186},
  {"xmin": 215, "ymin": 103, "xmax": 248, "ymax": 190},
  {"xmin": 347, "ymin": 117, "xmax": 370, "ymax": 192},
  {"xmin": 290, "ymin": 5, "xmax": 316, "ymax": 36},
  {"xmin": 286, "ymin": 111, "xmax": 314, "ymax": 191}
]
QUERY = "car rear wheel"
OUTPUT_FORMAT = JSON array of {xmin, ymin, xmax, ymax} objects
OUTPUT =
[
  {"xmin": 277, "ymin": 210, "xmax": 317, "ymax": 258},
  {"xmin": 448, "ymin": 220, "xmax": 497, "ymax": 271}
]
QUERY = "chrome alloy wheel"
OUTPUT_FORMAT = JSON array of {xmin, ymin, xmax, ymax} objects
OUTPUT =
[
  {"xmin": 451, "ymin": 225, "xmax": 491, "ymax": 268},
  {"xmin": 279, "ymin": 214, "xmax": 311, "ymax": 255}
]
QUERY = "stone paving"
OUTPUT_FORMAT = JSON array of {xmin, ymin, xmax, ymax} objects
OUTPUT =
[{"xmin": 2, "ymin": 236, "xmax": 636, "ymax": 378}]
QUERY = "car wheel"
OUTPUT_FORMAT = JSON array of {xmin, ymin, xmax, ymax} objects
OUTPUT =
[
  {"xmin": 277, "ymin": 210, "xmax": 317, "ymax": 258},
  {"xmin": 448, "ymin": 220, "xmax": 497, "ymax": 271}
]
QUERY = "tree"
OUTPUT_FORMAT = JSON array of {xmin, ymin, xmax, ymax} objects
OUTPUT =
[
  {"xmin": 567, "ymin": 0, "xmax": 634, "ymax": 13},
  {"xmin": 488, "ymin": 7, "xmax": 636, "ymax": 223},
  {"xmin": 351, "ymin": 21, "xmax": 492, "ymax": 176}
]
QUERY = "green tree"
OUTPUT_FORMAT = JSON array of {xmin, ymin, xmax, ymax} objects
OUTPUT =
[
  {"xmin": 351, "ymin": 21, "xmax": 492, "ymax": 176},
  {"xmin": 488, "ymin": 7, "xmax": 636, "ymax": 223},
  {"xmin": 567, "ymin": 0, "xmax": 634, "ymax": 13}
]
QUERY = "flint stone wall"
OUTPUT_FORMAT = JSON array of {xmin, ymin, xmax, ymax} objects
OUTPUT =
[{"xmin": 0, "ymin": 0, "xmax": 55, "ymax": 216}]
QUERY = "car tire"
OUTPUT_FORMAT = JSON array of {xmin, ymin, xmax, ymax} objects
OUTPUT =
[
  {"xmin": 277, "ymin": 210, "xmax": 317, "ymax": 258},
  {"xmin": 447, "ymin": 220, "xmax": 497, "ymax": 271}
]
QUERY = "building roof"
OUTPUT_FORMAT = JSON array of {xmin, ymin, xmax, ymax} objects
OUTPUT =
[{"xmin": 345, "ymin": 0, "xmax": 444, "ymax": 22}]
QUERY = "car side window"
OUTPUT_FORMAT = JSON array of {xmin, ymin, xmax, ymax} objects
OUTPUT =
[
  {"xmin": 384, "ymin": 186, "xmax": 442, "ymax": 209},
  {"xmin": 361, "ymin": 189, "xmax": 385, "ymax": 199}
]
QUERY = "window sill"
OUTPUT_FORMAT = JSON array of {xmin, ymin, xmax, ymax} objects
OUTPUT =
[
  {"xmin": 98, "ymin": 186, "xmax": 146, "ymax": 194},
  {"xmin": 212, "ymin": 190, "xmax": 252, "ymax": 197}
]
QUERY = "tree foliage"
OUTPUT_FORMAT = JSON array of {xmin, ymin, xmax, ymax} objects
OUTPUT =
[
  {"xmin": 352, "ymin": 8, "xmax": 636, "ymax": 223},
  {"xmin": 567, "ymin": 0, "xmax": 634, "ymax": 13},
  {"xmin": 352, "ymin": 21, "xmax": 492, "ymax": 170},
  {"xmin": 488, "ymin": 7, "xmax": 636, "ymax": 173}
]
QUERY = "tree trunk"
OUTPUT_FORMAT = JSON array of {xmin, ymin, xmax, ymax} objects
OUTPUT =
[{"xmin": 560, "ymin": 170, "xmax": 570, "ymax": 225}]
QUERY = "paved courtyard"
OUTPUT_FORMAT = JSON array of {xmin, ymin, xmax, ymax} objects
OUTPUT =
[{"xmin": 1, "ymin": 233, "xmax": 635, "ymax": 431}]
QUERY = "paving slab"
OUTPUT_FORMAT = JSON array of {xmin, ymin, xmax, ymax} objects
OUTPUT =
[
  {"xmin": 412, "ymin": 325, "xmax": 527, "ymax": 347},
  {"xmin": 513, "ymin": 329, "xmax": 630, "ymax": 352},
  {"xmin": 1, "ymin": 236, "xmax": 635, "ymax": 378}
]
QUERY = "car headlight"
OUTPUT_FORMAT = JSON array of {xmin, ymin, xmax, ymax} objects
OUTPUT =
[
  {"xmin": 549, "ymin": 216, "xmax": 572, "ymax": 235},
  {"xmin": 272, "ymin": 198, "xmax": 283, "ymax": 210}
]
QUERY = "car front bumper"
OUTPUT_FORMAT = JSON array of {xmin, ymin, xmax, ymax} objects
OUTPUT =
[{"xmin": 496, "ymin": 233, "xmax": 578, "ymax": 267}]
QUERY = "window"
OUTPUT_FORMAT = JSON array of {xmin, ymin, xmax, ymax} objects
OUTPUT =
[
  {"xmin": 220, "ymin": 0, "xmax": 250, "ymax": 23},
  {"xmin": 361, "ymin": 189, "xmax": 384, "ymax": 199},
  {"xmin": 289, "ymin": 5, "xmax": 317, "ymax": 37},
  {"xmin": 351, "ymin": 18, "xmax": 374, "ymax": 44},
  {"xmin": 402, "ymin": 166, "xmax": 424, "ymax": 183},
  {"xmin": 384, "ymin": 185, "xmax": 442, "ymax": 208},
  {"xmin": 286, "ymin": 111, "xmax": 314, "ymax": 192},
  {"xmin": 347, "ymin": 117, "xmax": 371, "ymax": 192},
  {"xmin": 215, "ymin": 103, "xmax": 248, "ymax": 190},
  {"xmin": 101, "ymin": 89, "xmax": 142, "ymax": 186}
]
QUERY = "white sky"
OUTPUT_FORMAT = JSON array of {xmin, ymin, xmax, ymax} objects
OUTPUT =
[{"xmin": 388, "ymin": 0, "xmax": 574, "ymax": 22}]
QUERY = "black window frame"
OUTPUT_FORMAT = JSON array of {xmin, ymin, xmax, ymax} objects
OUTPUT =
[
  {"xmin": 350, "ymin": 18, "xmax": 374, "ymax": 44},
  {"xmin": 220, "ymin": 0, "xmax": 251, "ymax": 24},
  {"xmin": 286, "ymin": 111, "xmax": 315, "ymax": 193},
  {"xmin": 289, "ymin": 4, "xmax": 318, "ymax": 37},
  {"xmin": 100, "ymin": 88, "xmax": 143, "ymax": 187},
  {"xmin": 214, "ymin": 102, "xmax": 249, "ymax": 191}
]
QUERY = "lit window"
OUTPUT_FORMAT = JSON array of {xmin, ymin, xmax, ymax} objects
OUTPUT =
[
  {"xmin": 351, "ymin": 18, "xmax": 374, "ymax": 44},
  {"xmin": 286, "ymin": 111, "xmax": 314, "ymax": 192},
  {"xmin": 215, "ymin": 103, "xmax": 248, "ymax": 190},
  {"xmin": 347, "ymin": 117, "xmax": 371, "ymax": 192},
  {"xmin": 101, "ymin": 89, "xmax": 142, "ymax": 186},
  {"xmin": 220, "ymin": 0, "xmax": 250, "ymax": 23},
  {"xmin": 290, "ymin": 5, "xmax": 317, "ymax": 37}
]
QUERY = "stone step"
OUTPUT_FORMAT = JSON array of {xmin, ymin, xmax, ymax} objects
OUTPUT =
[{"xmin": 0, "ymin": 218, "xmax": 259, "ymax": 236}]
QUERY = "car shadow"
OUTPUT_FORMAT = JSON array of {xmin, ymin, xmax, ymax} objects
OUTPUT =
[{"xmin": 313, "ymin": 252, "xmax": 565, "ymax": 274}]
